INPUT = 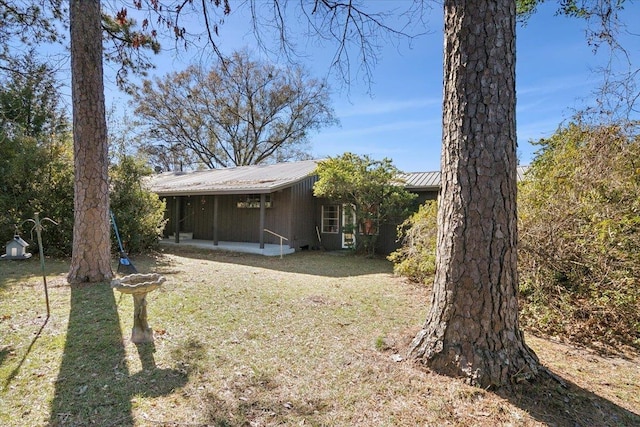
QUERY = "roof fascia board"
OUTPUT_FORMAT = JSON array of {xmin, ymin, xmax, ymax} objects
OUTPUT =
[{"xmin": 155, "ymin": 175, "xmax": 314, "ymax": 197}]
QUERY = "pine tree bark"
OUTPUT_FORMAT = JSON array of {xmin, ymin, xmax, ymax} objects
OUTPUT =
[
  {"xmin": 409, "ymin": 0, "xmax": 540, "ymax": 388},
  {"xmin": 67, "ymin": 0, "xmax": 113, "ymax": 283}
]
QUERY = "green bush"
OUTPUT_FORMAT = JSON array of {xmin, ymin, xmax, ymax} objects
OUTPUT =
[
  {"xmin": 0, "ymin": 138, "xmax": 166, "ymax": 258},
  {"xmin": 0, "ymin": 57, "xmax": 164, "ymax": 258},
  {"xmin": 0, "ymin": 134, "xmax": 74, "ymax": 257},
  {"xmin": 518, "ymin": 122, "xmax": 640, "ymax": 349},
  {"xmin": 314, "ymin": 153, "xmax": 416, "ymax": 256},
  {"xmin": 33, "ymin": 138, "xmax": 75, "ymax": 256},
  {"xmin": 109, "ymin": 155, "xmax": 167, "ymax": 254},
  {"xmin": 0, "ymin": 57, "xmax": 74, "ymax": 256},
  {"xmin": 387, "ymin": 200, "xmax": 437, "ymax": 284}
]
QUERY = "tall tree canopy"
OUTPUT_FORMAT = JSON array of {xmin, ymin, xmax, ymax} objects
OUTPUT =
[
  {"xmin": 0, "ymin": 53, "xmax": 66, "ymax": 137},
  {"xmin": 131, "ymin": 50, "xmax": 336, "ymax": 170},
  {"xmin": 0, "ymin": 1, "xmax": 65, "ymax": 71},
  {"xmin": 0, "ymin": 54, "xmax": 74, "ymax": 255}
]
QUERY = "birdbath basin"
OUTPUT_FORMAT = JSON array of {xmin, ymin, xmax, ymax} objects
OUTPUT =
[{"xmin": 111, "ymin": 273, "xmax": 166, "ymax": 343}]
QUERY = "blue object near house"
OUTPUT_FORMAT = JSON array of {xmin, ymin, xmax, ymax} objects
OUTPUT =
[{"xmin": 1, "ymin": 235, "xmax": 32, "ymax": 260}]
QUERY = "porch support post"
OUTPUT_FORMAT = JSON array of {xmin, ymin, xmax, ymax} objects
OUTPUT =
[
  {"xmin": 173, "ymin": 196, "xmax": 180, "ymax": 244},
  {"xmin": 288, "ymin": 186, "xmax": 294, "ymax": 249},
  {"xmin": 213, "ymin": 195, "xmax": 219, "ymax": 246},
  {"xmin": 259, "ymin": 193, "xmax": 266, "ymax": 249}
]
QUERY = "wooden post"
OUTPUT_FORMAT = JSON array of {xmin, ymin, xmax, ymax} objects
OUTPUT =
[
  {"xmin": 259, "ymin": 194, "xmax": 266, "ymax": 249},
  {"xmin": 174, "ymin": 196, "xmax": 180, "ymax": 243},
  {"xmin": 213, "ymin": 195, "xmax": 219, "ymax": 246}
]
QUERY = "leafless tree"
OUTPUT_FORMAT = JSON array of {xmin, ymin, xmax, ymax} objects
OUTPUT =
[{"xmin": 131, "ymin": 50, "xmax": 336, "ymax": 170}]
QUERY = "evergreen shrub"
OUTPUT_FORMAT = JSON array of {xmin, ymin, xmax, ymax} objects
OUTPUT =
[
  {"xmin": 387, "ymin": 200, "xmax": 438, "ymax": 284},
  {"xmin": 518, "ymin": 122, "xmax": 640, "ymax": 349}
]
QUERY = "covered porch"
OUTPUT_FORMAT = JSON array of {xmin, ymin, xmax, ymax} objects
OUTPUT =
[
  {"xmin": 148, "ymin": 160, "xmax": 321, "ymax": 256},
  {"xmin": 159, "ymin": 238, "xmax": 296, "ymax": 257}
]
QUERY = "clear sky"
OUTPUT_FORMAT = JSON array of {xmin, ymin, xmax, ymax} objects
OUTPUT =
[{"xmin": 102, "ymin": 1, "xmax": 639, "ymax": 173}]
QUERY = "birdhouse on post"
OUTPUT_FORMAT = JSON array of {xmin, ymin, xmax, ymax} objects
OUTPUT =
[{"xmin": 1, "ymin": 233, "xmax": 32, "ymax": 260}]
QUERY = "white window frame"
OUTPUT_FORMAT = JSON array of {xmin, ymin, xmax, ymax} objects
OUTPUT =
[
  {"xmin": 341, "ymin": 204, "xmax": 356, "ymax": 249},
  {"xmin": 321, "ymin": 205, "xmax": 339, "ymax": 233}
]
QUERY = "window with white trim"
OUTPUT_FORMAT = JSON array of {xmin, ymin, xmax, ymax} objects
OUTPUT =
[{"xmin": 321, "ymin": 205, "xmax": 339, "ymax": 233}]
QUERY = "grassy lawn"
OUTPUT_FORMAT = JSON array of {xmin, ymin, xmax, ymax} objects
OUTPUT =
[{"xmin": 1, "ymin": 247, "xmax": 639, "ymax": 426}]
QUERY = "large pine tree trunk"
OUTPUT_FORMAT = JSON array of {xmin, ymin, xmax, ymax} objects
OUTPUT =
[
  {"xmin": 67, "ymin": 0, "xmax": 113, "ymax": 283},
  {"xmin": 409, "ymin": 0, "xmax": 540, "ymax": 388}
]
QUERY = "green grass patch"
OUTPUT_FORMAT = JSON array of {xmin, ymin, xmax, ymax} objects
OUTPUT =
[{"xmin": 1, "ymin": 248, "xmax": 639, "ymax": 426}]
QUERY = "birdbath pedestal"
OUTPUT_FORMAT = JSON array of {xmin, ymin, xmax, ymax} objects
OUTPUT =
[{"xmin": 111, "ymin": 273, "xmax": 166, "ymax": 343}]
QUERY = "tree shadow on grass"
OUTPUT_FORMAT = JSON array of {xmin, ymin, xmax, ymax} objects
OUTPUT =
[
  {"xmin": 49, "ymin": 283, "xmax": 188, "ymax": 426},
  {"xmin": 0, "ymin": 258, "xmax": 69, "ymax": 290},
  {"xmin": 2, "ymin": 317, "xmax": 48, "ymax": 388},
  {"xmin": 0, "ymin": 346, "xmax": 9, "ymax": 367},
  {"xmin": 154, "ymin": 246, "xmax": 393, "ymax": 278},
  {"xmin": 498, "ymin": 370, "xmax": 640, "ymax": 426}
]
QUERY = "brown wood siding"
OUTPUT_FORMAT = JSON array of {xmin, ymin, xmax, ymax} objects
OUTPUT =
[
  {"xmin": 288, "ymin": 176, "xmax": 318, "ymax": 250},
  {"xmin": 182, "ymin": 196, "xmax": 198, "ymax": 235},
  {"xmin": 161, "ymin": 196, "xmax": 198, "ymax": 238},
  {"xmin": 161, "ymin": 197, "xmax": 173, "ymax": 237},
  {"xmin": 192, "ymin": 195, "xmax": 215, "ymax": 239},
  {"xmin": 160, "ymin": 179, "xmax": 437, "ymax": 254},
  {"xmin": 376, "ymin": 222, "xmax": 402, "ymax": 255},
  {"xmin": 183, "ymin": 191, "xmax": 294, "ymax": 244},
  {"xmin": 263, "ymin": 190, "xmax": 292, "ymax": 245},
  {"xmin": 210, "ymin": 195, "xmax": 254, "ymax": 242},
  {"xmin": 162, "ymin": 196, "xmax": 186, "ymax": 237},
  {"xmin": 319, "ymin": 230, "xmax": 342, "ymax": 251},
  {"xmin": 315, "ymin": 198, "xmax": 343, "ymax": 251}
]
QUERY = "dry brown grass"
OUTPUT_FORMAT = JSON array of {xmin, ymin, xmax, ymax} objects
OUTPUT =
[{"xmin": 1, "ymin": 247, "xmax": 639, "ymax": 426}]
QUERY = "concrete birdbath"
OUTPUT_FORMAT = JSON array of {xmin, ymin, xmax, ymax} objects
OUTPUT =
[{"xmin": 111, "ymin": 273, "xmax": 166, "ymax": 343}]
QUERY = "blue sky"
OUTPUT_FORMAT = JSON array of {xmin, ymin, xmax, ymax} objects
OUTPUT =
[{"xmin": 103, "ymin": 1, "xmax": 639, "ymax": 173}]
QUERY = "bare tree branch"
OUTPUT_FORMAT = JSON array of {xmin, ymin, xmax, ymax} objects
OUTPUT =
[
  {"xmin": 131, "ymin": 50, "xmax": 337, "ymax": 170},
  {"xmin": 518, "ymin": 0, "xmax": 639, "ymax": 125},
  {"xmin": 133, "ymin": 0, "xmax": 428, "ymax": 93}
]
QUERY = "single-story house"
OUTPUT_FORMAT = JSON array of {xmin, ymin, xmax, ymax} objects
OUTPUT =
[
  {"xmin": 146, "ymin": 159, "xmax": 441, "ymax": 255},
  {"xmin": 147, "ymin": 160, "xmax": 529, "ymax": 255}
]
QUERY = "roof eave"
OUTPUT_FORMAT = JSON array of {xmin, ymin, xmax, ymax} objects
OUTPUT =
[
  {"xmin": 153, "ymin": 175, "xmax": 313, "ymax": 197},
  {"xmin": 405, "ymin": 186, "xmax": 440, "ymax": 192}
]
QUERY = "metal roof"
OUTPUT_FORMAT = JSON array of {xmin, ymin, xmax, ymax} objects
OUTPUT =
[
  {"xmin": 400, "ymin": 166, "xmax": 528, "ymax": 190},
  {"xmin": 516, "ymin": 165, "xmax": 529, "ymax": 182},
  {"xmin": 147, "ymin": 160, "xmax": 529, "ymax": 196},
  {"xmin": 147, "ymin": 159, "xmax": 320, "ymax": 196},
  {"xmin": 397, "ymin": 171, "xmax": 441, "ymax": 190}
]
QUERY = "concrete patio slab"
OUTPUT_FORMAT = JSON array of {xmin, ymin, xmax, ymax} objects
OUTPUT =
[{"xmin": 159, "ymin": 238, "xmax": 295, "ymax": 257}]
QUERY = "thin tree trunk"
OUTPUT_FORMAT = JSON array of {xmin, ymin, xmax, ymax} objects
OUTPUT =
[
  {"xmin": 67, "ymin": 0, "xmax": 113, "ymax": 283},
  {"xmin": 409, "ymin": 0, "xmax": 540, "ymax": 388}
]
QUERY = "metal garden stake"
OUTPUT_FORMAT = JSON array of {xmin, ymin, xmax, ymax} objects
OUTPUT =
[{"xmin": 23, "ymin": 212, "xmax": 58, "ymax": 319}]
